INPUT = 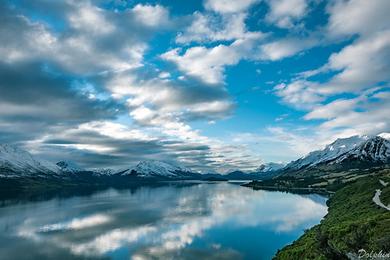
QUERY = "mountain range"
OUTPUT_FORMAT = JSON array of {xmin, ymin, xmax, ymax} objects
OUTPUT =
[
  {"xmin": 0, "ymin": 146, "xmax": 203, "ymax": 182},
  {"xmin": 281, "ymin": 135, "xmax": 390, "ymax": 177},
  {"xmin": 0, "ymin": 144, "xmax": 285, "ymax": 181},
  {"xmin": 1, "ymin": 135, "xmax": 389, "ymax": 184}
]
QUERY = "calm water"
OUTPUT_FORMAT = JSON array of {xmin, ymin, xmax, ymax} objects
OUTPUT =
[{"xmin": 0, "ymin": 182, "xmax": 327, "ymax": 260}]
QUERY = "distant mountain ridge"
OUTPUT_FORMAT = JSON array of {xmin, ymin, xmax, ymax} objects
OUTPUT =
[
  {"xmin": 0, "ymin": 144, "xmax": 277, "ymax": 182},
  {"xmin": 119, "ymin": 160, "xmax": 198, "ymax": 179},
  {"xmin": 1, "ymin": 134, "xmax": 389, "ymax": 182},
  {"xmin": 0, "ymin": 144, "xmax": 202, "ymax": 181}
]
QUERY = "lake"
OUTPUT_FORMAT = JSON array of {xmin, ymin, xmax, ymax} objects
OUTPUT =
[{"xmin": 0, "ymin": 182, "xmax": 327, "ymax": 260}]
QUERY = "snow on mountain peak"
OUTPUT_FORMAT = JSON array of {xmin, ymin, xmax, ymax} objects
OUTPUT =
[
  {"xmin": 126, "ymin": 160, "xmax": 193, "ymax": 177},
  {"xmin": 379, "ymin": 132, "xmax": 390, "ymax": 140},
  {"xmin": 56, "ymin": 160, "xmax": 83, "ymax": 173},
  {"xmin": 257, "ymin": 162, "xmax": 285, "ymax": 172},
  {"xmin": 0, "ymin": 144, "xmax": 59, "ymax": 177},
  {"xmin": 336, "ymin": 135, "xmax": 390, "ymax": 163},
  {"xmin": 285, "ymin": 135, "xmax": 389, "ymax": 171},
  {"xmin": 0, "ymin": 144, "xmax": 196, "ymax": 179}
]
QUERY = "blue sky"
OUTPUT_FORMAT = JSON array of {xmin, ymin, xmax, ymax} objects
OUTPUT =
[{"xmin": 0, "ymin": 0, "xmax": 389, "ymax": 172}]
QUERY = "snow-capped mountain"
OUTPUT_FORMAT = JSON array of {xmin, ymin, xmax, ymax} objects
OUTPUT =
[
  {"xmin": 257, "ymin": 162, "xmax": 285, "ymax": 172},
  {"xmin": 379, "ymin": 132, "xmax": 390, "ymax": 140},
  {"xmin": 284, "ymin": 135, "xmax": 390, "ymax": 172},
  {"xmin": 56, "ymin": 161, "xmax": 83, "ymax": 173},
  {"xmin": 0, "ymin": 144, "xmax": 60, "ymax": 178},
  {"xmin": 0, "ymin": 144, "xmax": 198, "ymax": 180},
  {"xmin": 334, "ymin": 136, "xmax": 390, "ymax": 164},
  {"xmin": 121, "ymin": 160, "xmax": 196, "ymax": 178},
  {"xmin": 90, "ymin": 168, "xmax": 118, "ymax": 176},
  {"xmin": 56, "ymin": 162, "xmax": 133, "ymax": 177}
]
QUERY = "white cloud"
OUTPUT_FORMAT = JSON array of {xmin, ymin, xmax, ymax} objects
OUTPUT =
[
  {"xmin": 158, "ymin": 71, "xmax": 171, "ymax": 79},
  {"xmin": 176, "ymin": 12, "xmax": 263, "ymax": 44},
  {"xmin": 162, "ymin": 45, "xmax": 241, "ymax": 84},
  {"xmin": 173, "ymin": 24, "xmax": 317, "ymax": 84},
  {"xmin": 187, "ymin": 100, "xmax": 233, "ymax": 115},
  {"xmin": 0, "ymin": 0, "xmax": 265, "ymax": 171},
  {"xmin": 98, "ymin": 70, "xmax": 261, "ymax": 172},
  {"xmin": 0, "ymin": 1, "xmax": 174, "ymax": 75},
  {"xmin": 266, "ymin": 0, "xmax": 309, "ymax": 28},
  {"xmin": 327, "ymin": 0, "xmax": 390, "ymax": 37},
  {"xmin": 68, "ymin": 4, "xmax": 115, "ymax": 35},
  {"xmin": 260, "ymin": 37, "xmax": 317, "ymax": 60},
  {"xmin": 164, "ymin": 35, "xmax": 318, "ymax": 92},
  {"xmin": 320, "ymin": 31, "xmax": 390, "ymax": 94},
  {"xmin": 162, "ymin": 34, "xmax": 262, "ymax": 84},
  {"xmin": 55, "ymin": 143, "xmax": 116, "ymax": 154},
  {"xmin": 275, "ymin": 0, "xmax": 390, "ymax": 143},
  {"xmin": 47, "ymin": 69, "xmax": 252, "ymax": 172},
  {"xmin": 274, "ymin": 81, "xmax": 324, "ymax": 109},
  {"xmin": 171, "ymin": 0, "xmax": 317, "ymax": 86},
  {"xmin": 78, "ymin": 121, "xmax": 152, "ymax": 141},
  {"xmin": 4, "ymin": 0, "xmax": 388, "ymax": 169},
  {"xmin": 304, "ymin": 98, "xmax": 359, "ymax": 120},
  {"xmin": 107, "ymin": 71, "xmax": 234, "ymax": 118},
  {"xmin": 273, "ymin": 90, "xmax": 390, "ymax": 151},
  {"xmin": 0, "ymin": 15, "xmax": 57, "ymax": 64},
  {"xmin": 130, "ymin": 106, "xmax": 158, "ymax": 123},
  {"xmin": 204, "ymin": 0, "xmax": 260, "ymax": 14},
  {"xmin": 131, "ymin": 4, "xmax": 170, "ymax": 27},
  {"xmin": 317, "ymin": 91, "xmax": 390, "ymax": 136}
]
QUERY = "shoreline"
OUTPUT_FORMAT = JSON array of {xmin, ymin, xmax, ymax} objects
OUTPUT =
[{"xmin": 241, "ymin": 181, "xmax": 334, "ymax": 196}]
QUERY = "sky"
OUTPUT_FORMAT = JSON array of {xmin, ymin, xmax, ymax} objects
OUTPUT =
[{"xmin": 0, "ymin": 0, "xmax": 389, "ymax": 173}]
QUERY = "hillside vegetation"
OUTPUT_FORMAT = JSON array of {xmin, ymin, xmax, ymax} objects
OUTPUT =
[{"xmin": 274, "ymin": 171, "xmax": 390, "ymax": 259}]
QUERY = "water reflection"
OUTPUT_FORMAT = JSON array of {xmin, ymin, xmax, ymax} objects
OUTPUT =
[{"xmin": 0, "ymin": 183, "xmax": 327, "ymax": 259}]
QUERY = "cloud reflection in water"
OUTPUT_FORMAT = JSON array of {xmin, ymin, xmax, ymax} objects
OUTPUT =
[{"xmin": 0, "ymin": 183, "xmax": 327, "ymax": 259}]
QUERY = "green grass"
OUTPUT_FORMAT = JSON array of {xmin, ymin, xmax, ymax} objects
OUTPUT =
[{"xmin": 274, "ymin": 173, "xmax": 390, "ymax": 260}]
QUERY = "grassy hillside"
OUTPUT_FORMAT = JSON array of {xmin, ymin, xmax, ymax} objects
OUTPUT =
[{"xmin": 274, "ymin": 172, "xmax": 390, "ymax": 259}]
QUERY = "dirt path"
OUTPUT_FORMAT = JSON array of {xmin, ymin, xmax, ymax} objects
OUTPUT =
[{"xmin": 372, "ymin": 179, "xmax": 390, "ymax": 211}]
